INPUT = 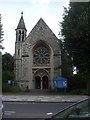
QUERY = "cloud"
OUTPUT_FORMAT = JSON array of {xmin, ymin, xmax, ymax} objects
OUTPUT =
[
  {"xmin": 70, "ymin": 0, "xmax": 89, "ymax": 2},
  {"xmin": 0, "ymin": 0, "xmax": 51, "ymax": 4},
  {"xmin": 0, "ymin": 0, "xmax": 70, "ymax": 55},
  {"xmin": 31, "ymin": 0, "xmax": 51, "ymax": 4},
  {"xmin": 0, "ymin": 0, "xmax": 28, "ymax": 3}
]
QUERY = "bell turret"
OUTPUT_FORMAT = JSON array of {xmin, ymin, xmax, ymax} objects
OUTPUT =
[{"xmin": 15, "ymin": 12, "xmax": 27, "ymax": 42}]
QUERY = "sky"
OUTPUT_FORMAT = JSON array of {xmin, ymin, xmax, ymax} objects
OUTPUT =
[{"xmin": 0, "ymin": 0, "xmax": 70, "ymax": 55}]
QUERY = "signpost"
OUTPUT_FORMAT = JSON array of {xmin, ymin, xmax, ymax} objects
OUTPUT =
[
  {"xmin": 8, "ymin": 80, "xmax": 13, "ymax": 87},
  {"xmin": 63, "ymin": 80, "xmax": 67, "ymax": 92},
  {"xmin": 54, "ymin": 77, "xmax": 68, "ymax": 93}
]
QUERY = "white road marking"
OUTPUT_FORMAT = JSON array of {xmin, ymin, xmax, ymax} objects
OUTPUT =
[
  {"xmin": 4, "ymin": 111, "xmax": 16, "ymax": 115},
  {"xmin": 46, "ymin": 112, "xmax": 53, "ymax": 115}
]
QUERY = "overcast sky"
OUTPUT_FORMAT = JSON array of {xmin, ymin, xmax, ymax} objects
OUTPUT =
[{"xmin": 0, "ymin": 0, "xmax": 71, "ymax": 55}]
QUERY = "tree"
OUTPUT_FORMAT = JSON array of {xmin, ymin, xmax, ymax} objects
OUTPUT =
[
  {"xmin": 59, "ymin": 2, "xmax": 90, "ymax": 94},
  {"xmin": 2, "ymin": 53, "xmax": 14, "ymax": 92},
  {"xmin": 59, "ymin": 41, "xmax": 73, "ymax": 78},
  {"xmin": 2, "ymin": 52, "xmax": 14, "ymax": 71},
  {"xmin": 0, "ymin": 14, "xmax": 4, "ymax": 50},
  {"xmin": 60, "ymin": 2, "xmax": 90, "ymax": 75}
]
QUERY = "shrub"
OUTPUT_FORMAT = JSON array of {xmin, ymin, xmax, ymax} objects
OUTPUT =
[{"xmin": 69, "ymin": 89, "xmax": 88, "ymax": 95}]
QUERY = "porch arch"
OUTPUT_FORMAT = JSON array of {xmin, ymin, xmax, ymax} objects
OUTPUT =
[{"xmin": 34, "ymin": 69, "xmax": 49, "ymax": 89}]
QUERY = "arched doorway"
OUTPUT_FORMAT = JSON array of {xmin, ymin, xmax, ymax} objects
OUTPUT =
[
  {"xmin": 35, "ymin": 76, "xmax": 41, "ymax": 89},
  {"xmin": 42, "ymin": 76, "xmax": 48, "ymax": 89},
  {"xmin": 34, "ymin": 69, "xmax": 50, "ymax": 90}
]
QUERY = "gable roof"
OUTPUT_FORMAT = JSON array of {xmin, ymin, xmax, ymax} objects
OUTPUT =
[{"xmin": 28, "ymin": 18, "xmax": 57, "ymax": 39}]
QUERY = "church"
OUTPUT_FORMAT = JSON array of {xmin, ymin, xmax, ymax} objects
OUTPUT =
[{"xmin": 14, "ymin": 12, "xmax": 62, "ymax": 90}]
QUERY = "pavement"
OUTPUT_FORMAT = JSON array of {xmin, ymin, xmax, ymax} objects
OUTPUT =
[{"xmin": 2, "ymin": 94, "xmax": 88, "ymax": 103}]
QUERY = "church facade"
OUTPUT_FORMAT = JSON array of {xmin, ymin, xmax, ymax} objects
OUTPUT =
[{"xmin": 15, "ymin": 13, "xmax": 61, "ymax": 90}]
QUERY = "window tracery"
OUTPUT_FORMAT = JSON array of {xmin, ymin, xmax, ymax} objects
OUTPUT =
[{"xmin": 33, "ymin": 46, "xmax": 50, "ymax": 65}]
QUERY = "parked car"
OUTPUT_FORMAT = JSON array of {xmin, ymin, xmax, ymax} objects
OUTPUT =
[{"xmin": 45, "ymin": 98, "xmax": 90, "ymax": 120}]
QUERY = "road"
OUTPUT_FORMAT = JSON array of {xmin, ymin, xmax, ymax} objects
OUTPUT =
[{"xmin": 2, "ymin": 102, "xmax": 74, "ymax": 119}]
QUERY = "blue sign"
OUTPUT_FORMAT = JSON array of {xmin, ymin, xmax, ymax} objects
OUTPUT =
[{"xmin": 54, "ymin": 77, "xmax": 67, "ymax": 89}]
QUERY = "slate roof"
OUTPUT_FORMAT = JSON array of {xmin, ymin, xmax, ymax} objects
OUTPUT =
[
  {"xmin": 16, "ymin": 12, "xmax": 26, "ymax": 30},
  {"xmin": 28, "ymin": 17, "xmax": 57, "ymax": 39}
]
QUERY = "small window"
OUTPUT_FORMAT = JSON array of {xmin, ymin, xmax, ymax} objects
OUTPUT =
[
  {"xmin": 18, "ymin": 30, "xmax": 21, "ymax": 41},
  {"xmin": 19, "ymin": 35, "xmax": 21, "ymax": 41},
  {"xmin": 19, "ymin": 30, "xmax": 21, "ymax": 34},
  {"xmin": 22, "ymin": 31, "xmax": 24, "ymax": 41}
]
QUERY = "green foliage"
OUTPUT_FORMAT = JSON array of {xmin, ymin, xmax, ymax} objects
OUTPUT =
[
  {"xmin": 60, "ymin": 41, "xmax": 73, "ymax": 77},
  {"xmin": 2, "ymin": 83, "xmax": 10, "ymax": 92},
  {"xmin": 2, "ymin": 71, "xmax": 14, "ymax": 83},
  {"xmin": 54, "ymin": 65, "xmax": 61, "ymax": 70},
  {"xmin": 2, "ymin": 52, "xmax": 14, "ymax": 71},
  {"xmin": 60, "ymin": 2, "xmax": 90, "ymax": 74},
  {"xmin": 68, "ymin": 73, "xmax": 87, "ymax": 90},
  {"xmin": 2, "ymin": 70, "xmax": 14, "ymax": 92},
  {"xmin": 2, "ymin": 53, "xmax": 14, "ymax": 92},
  {"xmin": 2, "ymin": 84, "xmax": 22, "ymax": 93},
  {"xmin": 69, "ymin": 89, "xmax": 88, "ymax": 95},
  {"xmin": 9, "ymin": 85, "xmax": 22, "ymax": 93}
]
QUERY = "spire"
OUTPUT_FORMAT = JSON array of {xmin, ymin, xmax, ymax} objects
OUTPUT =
[{"xmin": 16, "ymin": 12, "xmax": 26, "ymax": 30}]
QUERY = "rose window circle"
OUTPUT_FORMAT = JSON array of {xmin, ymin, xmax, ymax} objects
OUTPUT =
[{"xmin": 33, "ymin": 46, "xmax": 49, "ymax": 64}]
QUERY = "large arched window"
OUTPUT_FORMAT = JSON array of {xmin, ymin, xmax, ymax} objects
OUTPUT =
[{"xmin": 33, "ymin": 42, "xmax": 50, "ymax": 65}]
